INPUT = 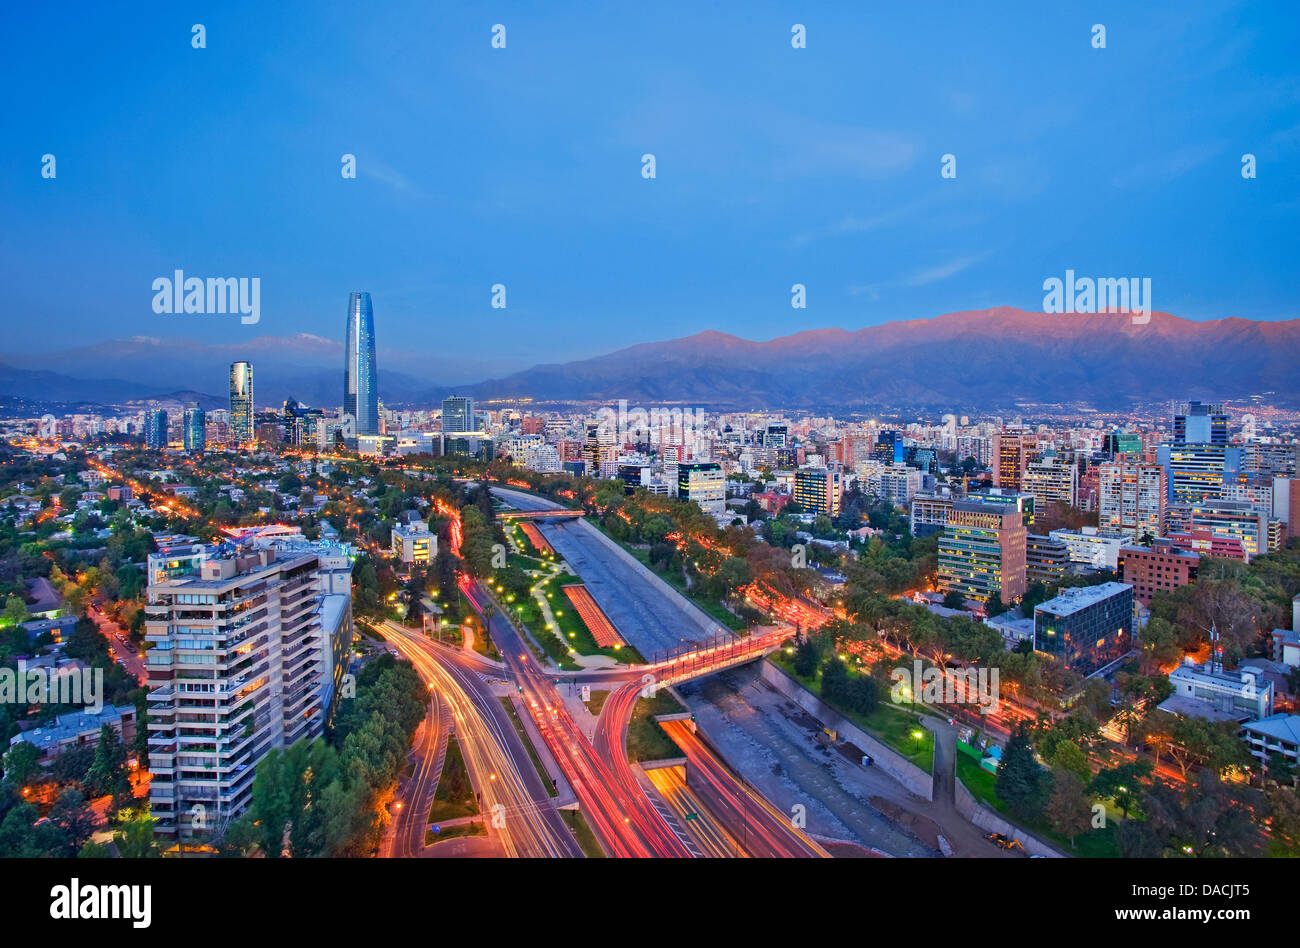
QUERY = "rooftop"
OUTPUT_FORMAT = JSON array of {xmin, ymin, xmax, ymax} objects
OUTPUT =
[{"xmin": 1036, "ymin": 581, "xmax": 1133, "ymax": 618}]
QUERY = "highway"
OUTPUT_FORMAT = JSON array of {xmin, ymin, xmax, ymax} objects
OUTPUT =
[
  {"xmin": 380, "ymin": 620, "xmax": 582, "ymax": 858},
  {"xmin": 387, "ymin": 691, "xmax": 449, "ymax": 858},
  {"xmin": 462, "ymin": 580, "xmax": 696, "ymax": 858},
  {"xmin": 659, "ymin": 719, "xmax": 829, "ymax": 858},
  {"xmin": 490, "ymin": 486, "xmax": 726, "ymax": 657},
  {"xmin": 645, "ymin": 765, "xmax": 743, "ymax": 858}
]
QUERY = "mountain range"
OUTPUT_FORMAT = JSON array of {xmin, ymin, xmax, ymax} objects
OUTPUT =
[
  {"xmin": 2, "ymin": 308, "xmax": 1297, "ymax": 413},
  {"xmin": 458, "ymin": 307, "xmax": 1300, "ymax": 410}
]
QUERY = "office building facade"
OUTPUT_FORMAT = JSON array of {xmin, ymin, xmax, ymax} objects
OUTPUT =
[
  {"xmin": 229, "ymin": 361, "xmax": 254, "ymax": 445},
  {"xmin": 182, "ymin": 404, "xmax": 205, "ymax": 452},
  {"xmin": 441, "ymin": 396, "xmax": 476, "ymax": 434},
  {"xmin": 1033, "ymin": 582, "xmax": 1134, "ymax": 677},
  {"xmin": 344, "ymin": 291, "xmax": 380, "ymax": 437},
  {"xmin": 936, "ymin": 500, "xmax": 1027, "ymax": 603}
]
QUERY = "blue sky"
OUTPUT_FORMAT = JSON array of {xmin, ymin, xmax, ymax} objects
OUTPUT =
[{"xmin": 2, "ymin": 0, "xmax": 1297, "ymax": 377}]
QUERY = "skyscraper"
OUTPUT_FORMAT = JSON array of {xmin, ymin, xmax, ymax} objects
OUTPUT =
[
  {"xmin": 145, "ymin": 408, "xmax": 168, "ymax": 449},
  {"xmin": 442, "ymin": 396, "xmax": 476, "ymax": 434},
  {"xmin": 344, "ymin": 291, "xmax": 379, "ymax": 437},
  {"xmin": 182, "ymin": 403, "xmax": 205, "ymax": 452},
  {"xmin": 229, "ymin": 361, "xmax": 254, "ymax": 445},
  {"xmin": 1157, "ymin": 399, "xmax": 1242, "ymax": 503}
]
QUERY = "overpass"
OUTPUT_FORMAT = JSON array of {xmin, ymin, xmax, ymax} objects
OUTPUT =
[{"xmin": 497, "ymin": 508, "xmax": 584, "ymax": 521}]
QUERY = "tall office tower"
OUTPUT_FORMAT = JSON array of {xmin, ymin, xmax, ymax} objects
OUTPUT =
[
  {"xmin": 1173, "ymin": 401, "xmax": 1229, "ymax": 445},
  {"xmin": 936, "ymin": 499, "xmax": 1027, "ymax": 603},
  {"xmin": 1158, "ymin": 399, "xmax": 1242, "ymax": 504},
  {"xmin": 343, "ymin": 291, "xmax": 379, "ymax": 436},
  {"xmin": 144, "ymin": 545, "xmax": 326, "ymax": 840},
  {"xmin": 993, "ymin": 432, "xmax": 1035, "ymax": 489},
  {"xmin": 229, "ymin": 362, "xmax": 254, "ymax": 445},
  {"xmin": 182, "ymin": 403, "xmax": 206, "ymax": 452},
  {"xmin": 441, "ymin": 396, "xmax": 476, "ymax": 434},
  {"xmin": 1099, "ymin": 461, "xmax": 1167, "ymax": 541},
  {"xmin": 145, "ymin": 408, "xmax": 168, "ymax": 449},
  {"xmin": 872, "ymin": 429, "xmax": 904, "ymax": 464},
  {"xmin": 794, "ymin": 466, "xmax": 845, "ymax": 516},
  {"xmin": 678, "ymin": 461, "xmax": 726, "ymax": 517},
  {"xmin": 583, "ymin": 423, "xmax": 601, "ymax": 474}
]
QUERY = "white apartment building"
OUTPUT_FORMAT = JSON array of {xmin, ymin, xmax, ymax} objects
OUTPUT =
[
  {"xmin": 1049, "ymin": 526, "xmax": 1129, "ymax": 570},
  {"xmin": 1099, "ymin": 461, "xmax": 1166, "ymax": 540},
  {"xmin": 391, "ymin": 516, "xmax": 437, "ymax": 564},
  {"xmin": 145, "ymin": 547, "xmax": 327, "ymax": 840}
]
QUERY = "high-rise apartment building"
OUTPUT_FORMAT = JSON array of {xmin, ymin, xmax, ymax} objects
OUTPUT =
[
  {"xmin": 993, "ymin": 432, "xmax": 1035, "ymax": 490},
  {"xmin": 441, "ymin": 396, "xmax": 476, "ymax": 434},
  {"xmin": 182, "ymin": 404, "xmax": 205, "ymax": 452},
  {"xmin": 1099, "ymin": 460, "xmax": 1166, "ymax": 541},
  {"xmin": 936, "ymin": 500, "xmax": 1027, "ymax": 603},
  {"xmin": 144, "ymin": 545, "xmax": 327, "ymax": 840},
  {"xmin": 344, "ymin": 291, "xmax": 379, "ymax": 437},
  {"xmin": 1023, "ymin": 454, "xmax": 1078, "ymax": 509},
  {"xmin": 229, "ymin": 361, "xmax": 254, "ymax": 445}
]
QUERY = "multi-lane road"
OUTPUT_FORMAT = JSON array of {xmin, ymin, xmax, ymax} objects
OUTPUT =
[
  {"xmin": 462, "ymin": 580, "xmax": 695, "ymax": 857},
  {"xmin": 381, "ymin": 619, "xmax": 582, "ymax": 858}
]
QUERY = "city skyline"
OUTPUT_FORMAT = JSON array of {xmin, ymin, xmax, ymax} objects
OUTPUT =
[{"xmin": 3, "ymin": 1, "xmax": 1298, "ymax": 371}]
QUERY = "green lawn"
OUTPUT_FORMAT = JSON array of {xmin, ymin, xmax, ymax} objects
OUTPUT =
[
  {"xmin": 769, "ymin": 653, "xmax": 934, "ymax": 773},
  {"xmin": 566, "ymin": 808, "xmax": 606, "ymax": 858},
  {"xmin": 586, "ymin": 689, "xmax": 610, "ymax": 718},
  {"xmin": 955, "ymin": 741, "xmax": 1119, "ymax": 857},
  {"xmin": 429, "ymin": 736, "xmax": 479, "ymax": 823},
  {"xmin": 541, "ymin": 569, "xmax": 645, "ymax": 664},
  {"xmin": 425, "ymin": 821, "xmax": 486, "ymax": 845},
  {"xmin": 627, "ymin": 689, "xmax": 687, "ymax": 763}
]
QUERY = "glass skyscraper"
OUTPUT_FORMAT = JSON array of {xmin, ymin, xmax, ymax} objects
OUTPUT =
[
  {"xmin": 145, "ymin": 408, "xmax": 168, "ymax": 449},
  {"xmin": 229, "ymin": 361, "xmax": 254, "ymax": 444},
  {"xmin": 441, "ymin": 395, "xmax": 475, "ymax": 434},
  {"xmin": 344, "ymin": 291, "xmax": 379, "ymax": 436},
  {"xmin": 182, "ymin": 403, "xmax": 205, "ymax": 452}
]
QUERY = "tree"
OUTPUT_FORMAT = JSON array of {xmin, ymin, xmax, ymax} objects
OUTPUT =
[
  {"xmin": 793, "ymin": 635, "xmax": 819, "ymax": 678},
  {"xmin": 113, "ymin": 807, "xmax": 159, "ymax": 858},
  {"xmin": 50, "ymin": 787, "xmax": 96, "ymax": 855},
  {"xmin": 85, "ymin": 724, "xmax": 129, "ymax": 799},
  {"xmin": 1089, "ymin": 759, "xmax": 1153, "ymax": 818},
  {"xmin": 1044, "ymin": 769, "xmax": 1090, "ymax": 847},
  {"xmin": 996, "ymin": 723, "xmax": 1048, "ymax": 820},
  {"xmin": 0, "ymin": 595, "xmax": 29, "ymax": 628},
  {"xmin": 942, "ymin": 589, "xmax": 965, "ymax": 610},
  {"xmin": 1048, "ymin": 739, "xmax": 1092, "ymax": 786},
  {"xmin": 2, "ymin": 741, "xmax": 41, "ymax": 787},
  {"xmin": 984, "ymin": 591, "xmax": 1005, "ymax": 618}
]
